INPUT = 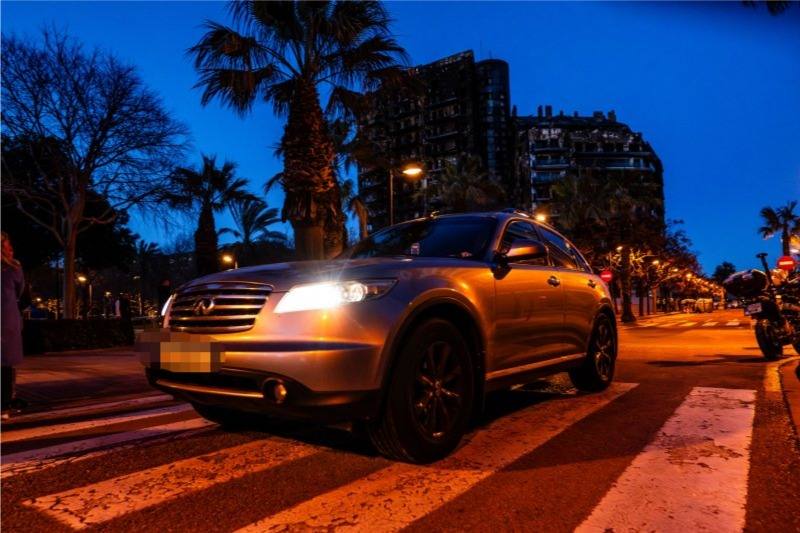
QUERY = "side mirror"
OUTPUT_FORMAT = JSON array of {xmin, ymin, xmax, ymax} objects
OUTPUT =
[{"xmin": 503, "ymin": 239, "xmax": 547, "ymax": 263}]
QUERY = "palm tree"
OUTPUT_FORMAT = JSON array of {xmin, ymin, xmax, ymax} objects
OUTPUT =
[
  {"xmin": 340, "ymin": 179, "xmax": 369, "ymax": 241},
  {"xmin": 220, "ymin": 197, "xmax": 285, "ymax": 265},
  {"xmin": 164, "ymin": 155, "xmax": 252, "ymax": 276},
  {"xmin": 190, "ymin": 1, "xmax": 408, "ymax": 260},
  {"xmin": 759, "ymin": 200, "xmax": 800, "ymax": 256},
  {"xmin": 425, "ymin": 156, "xmax": 506, "ymax": 213}
]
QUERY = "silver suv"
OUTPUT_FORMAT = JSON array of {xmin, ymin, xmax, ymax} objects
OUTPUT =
[{"xmin": 138, "ymin": 211, "xmax": 617, "ymax": 463}]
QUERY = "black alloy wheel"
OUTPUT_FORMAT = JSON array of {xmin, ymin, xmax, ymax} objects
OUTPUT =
[
  {"xmin": 412, "ymin": 340, "xmax": 466, "ymax": 440},
  {"xmin": 368, "ymin": 318, "xmax": 474, "ymax": 463}
]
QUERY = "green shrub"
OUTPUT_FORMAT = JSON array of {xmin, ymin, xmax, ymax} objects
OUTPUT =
[{"xmin": 23, "ymin": 319, "xmax": 133, "ymax": 354}]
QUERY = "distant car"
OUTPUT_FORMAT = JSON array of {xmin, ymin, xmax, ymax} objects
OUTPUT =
[{"xmin": 138, "ymin": 211, "xmax": 617, "ymax": 463}]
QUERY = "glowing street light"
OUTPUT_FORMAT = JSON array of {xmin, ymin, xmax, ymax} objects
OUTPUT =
[
  {"xmin": 77, "ymin": 274, "xmax": 88, "ymax": 284},
  {"xmin": 535, "ymin": 213, "xmax": 547, "ymax": 223},
  {"xmin": 401, "ymin": 164, "xmax": 423, "ymax": 178},
  {"xmin": 221, "ymin": 253, "xmax": 238, "ymax": 269},
  {"xmin": 389, "ymin": 162, "xmax": 425, "ymax": 226}
]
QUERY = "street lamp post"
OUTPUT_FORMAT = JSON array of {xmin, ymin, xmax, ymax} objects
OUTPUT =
[{"xmin": 388, "ymin": 163, "xmax": 424, "ymax": 226}]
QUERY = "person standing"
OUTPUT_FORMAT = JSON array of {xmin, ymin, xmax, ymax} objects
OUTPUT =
[{"xmin": 2, "ymin": 232, "xmax": 27, "ymax": 416}]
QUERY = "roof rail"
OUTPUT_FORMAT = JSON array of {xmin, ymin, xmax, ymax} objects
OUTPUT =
[{"xmin": 500, "ymin": 208, "xmax": 531, "ymax": 217}]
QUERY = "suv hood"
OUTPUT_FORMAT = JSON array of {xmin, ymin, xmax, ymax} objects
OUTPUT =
[{"xmin": 180, "ymin": 257, "xmax": 418, "ymax": 293}]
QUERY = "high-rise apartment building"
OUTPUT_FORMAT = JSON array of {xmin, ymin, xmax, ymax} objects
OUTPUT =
[{"xmin": 357, "ymin": 51, "xmax": 513, "ymax": 230}]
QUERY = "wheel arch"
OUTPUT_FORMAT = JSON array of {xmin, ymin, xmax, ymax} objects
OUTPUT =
[{"xmin": 377, "ymin": 297, "xmax": 487, "ymax": 420}]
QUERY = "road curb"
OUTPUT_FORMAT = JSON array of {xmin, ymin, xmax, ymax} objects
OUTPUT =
[{"xmin": 778, "ymin": 357, "xmax": 800, "ymax": 443}]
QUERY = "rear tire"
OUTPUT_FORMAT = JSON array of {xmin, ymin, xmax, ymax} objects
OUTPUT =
[
  {"xmin": 569, "ymin": 314, "xmax": 617, "ymax": 392},
  {"xmin": 368, "ymin": 318, "xmax": 475, "ymax": 463},
  {"xmin": 755, "ymin": 320, "xmax": 783, "ymax": 361},
  {"xmin": 192, "ymin": 403, "xmax": 264, "ymax": 430}
]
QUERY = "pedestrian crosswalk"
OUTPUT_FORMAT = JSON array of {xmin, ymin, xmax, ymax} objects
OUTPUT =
[
  {"xmin": 0, "ymin": 378, "xmax": 789, "ymax": 532},
  {"xmin": 633, "ymin": 317, "xmax": 749, "ymax": 329}
]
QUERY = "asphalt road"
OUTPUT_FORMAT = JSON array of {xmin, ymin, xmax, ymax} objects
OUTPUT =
[{"xmin": 2, "ymin": 310, "xmax": 799, "ymax": 532}]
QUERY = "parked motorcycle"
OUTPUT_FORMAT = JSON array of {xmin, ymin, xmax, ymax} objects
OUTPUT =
[{"xmin": 722, "ymin": 253, "xmax": 800, "ymax": 360}]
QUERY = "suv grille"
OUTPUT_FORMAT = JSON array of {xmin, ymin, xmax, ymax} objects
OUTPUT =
[{"xmin": 169, "ymin": 282, "xmax": 272, "ymax": 333}]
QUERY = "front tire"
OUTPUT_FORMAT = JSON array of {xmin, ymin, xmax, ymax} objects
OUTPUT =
[
  {"xmin": 755, "ymin": 319, "xmax": 783, "ymax": 360},
  {"xmin": 569, "ymin": 314, "xmax": 617, "ymax": 392},
  {"xmin": 368, "ymin": 318, "xmax": 475, "ymax": 463}
]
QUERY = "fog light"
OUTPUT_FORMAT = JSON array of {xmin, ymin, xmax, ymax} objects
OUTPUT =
[{"xmin": 265, "ymin": 379, "xmax": 288, "ymax": 404}]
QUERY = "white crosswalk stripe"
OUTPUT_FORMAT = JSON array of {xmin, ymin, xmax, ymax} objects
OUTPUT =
[
  {"xmin": 2, "ymin": 403, "xmax": 194, "ymax": 444},
  {"xmin": 577, "ymin": 387, "xmax": 756, "ymax": 532},
  {"xmin": 236, "ymin": 383, "xmax": 637, "ymax": 533},
  {"xmin": 1, "ymin": 418, "xmax": 215, "ymax": 479},
  {"xmin": 25, "ymin": 437, "xmax": 320, "ymax": 530},
  {"xmin": 2, "ymin": 381, "xmax": 771, "ymax": 532},
  {"xmin": 631, "ymin": 318, "xmax": 748, "ymax": 329}
]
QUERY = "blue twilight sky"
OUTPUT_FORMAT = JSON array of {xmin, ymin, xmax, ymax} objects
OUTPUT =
[{"xmin": 2, "ymin": 1, "xmax": 798, "ymax": 273}]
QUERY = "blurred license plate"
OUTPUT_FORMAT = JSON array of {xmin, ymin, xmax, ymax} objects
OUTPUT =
[
  {"xmin": 159, "ymin": 342, "xmax": 223, "ymax": 373},
  {"xmin": 745, "ymin": 303, "xmax": 762, "ymax": 316}
]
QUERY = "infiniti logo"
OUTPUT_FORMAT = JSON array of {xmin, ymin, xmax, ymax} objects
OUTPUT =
[{"xmin": 192, "ymin": 297, "xmax": 215, "ymax": 316}]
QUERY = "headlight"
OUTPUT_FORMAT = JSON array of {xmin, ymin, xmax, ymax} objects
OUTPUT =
[
  {"xmin": 160, "ymin": 294, "xmax": 174, "ymax": 317},
  {"xmin": 274, "ymin": 279, "xmax": 396, "ymax": 314}
]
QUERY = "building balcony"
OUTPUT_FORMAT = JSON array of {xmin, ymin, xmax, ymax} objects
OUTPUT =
[
  {"xmin": 533, "ymin": 146, "xmax": 569, "ymax": 152},
  {"xmin": 533, "ymin": 159, "xmax": 570, "ymax": 169}
]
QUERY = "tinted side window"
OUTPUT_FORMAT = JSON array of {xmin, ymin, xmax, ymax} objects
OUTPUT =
[
  {"xmin": 501, "ymin": 220, "xmax": 547, "ymax": 266},
  {"xmin": 538, "ymin": 226, "xmax": 578, "ymax": 270}
]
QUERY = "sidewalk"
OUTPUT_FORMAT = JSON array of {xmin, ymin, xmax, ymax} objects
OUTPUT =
[{"xmin": 14, "ymin": 346, "xmax": 150, "ymax": 409}]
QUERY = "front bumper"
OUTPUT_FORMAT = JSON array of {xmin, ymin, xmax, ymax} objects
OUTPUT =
[
  {"xmin": 145, "ymin": 367, "xmax": 380, "ymax": 422},
  {"xmin": 137, "ymin": 329, "xmax": 385, "ymax": 422}
]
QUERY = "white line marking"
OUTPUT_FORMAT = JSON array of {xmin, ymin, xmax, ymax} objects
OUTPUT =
[
  {"xmin": 576, "ymin": 386, "xmax": 756, "ymax": 533},
  {"xmin": 3, "ymin": 394, "xmax": 173, "ymax": 425},
  {"xmin": 235, "ymin": 383, "xmax": 638, "ymax": 533},
  {"xmin": 726, "ymin": 320, "xmax": 740, "ymax": 327},
  {"xmin": 702, "ymin": 321, "xmax": 718, "ymax": 327},
  {"xmin": 25, "ymin": 438, "xmax": 319, "ymax": 529},
  {"xmin": 1, "ymin": 404, "xmax": 193, "ymax": 444},
  {"xmin": 1, "ymin": 418, "xmax": 215, "ymax": 479},
  {"xmin": 680, "ymin": 322, "xmax": 698, "ymax": 327}
]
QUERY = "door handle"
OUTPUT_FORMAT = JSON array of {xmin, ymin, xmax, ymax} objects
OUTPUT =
[
  {"xmin": 548, "ymin": 276, "xmax": 561, "ymax": 287},
  {"xmin": 587, "ymin": 279, "xmax": 597, "ymax": 288}
]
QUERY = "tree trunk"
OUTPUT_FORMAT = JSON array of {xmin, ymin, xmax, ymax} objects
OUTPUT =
[
  {"xmin": 194, "ymin": 203, "xmax": 218, "ymax": 276},
  {"xmin": 782, "ymin": 226, "xmax": 790, "ymax": 256},
  {"xmin": 638, "ymin": 281, "xmax": 645, "ymax": 317},
  {"xmin": 62, "ymin": 227, "xmax": 78, "ymax": 319},
  {"xmin": 620, "ymin": 250, "xmax": 636, "ymax": 323},
  {"xmin": 323, "ymin": 179, "xmax": 345, "ymax": 258},
  {"xmin": 293, "ymin": 224, "xmax": 324, "ymax": 261},
  {"xmin": 280, "ymin": 82, "xmax": 338, "ymax": 261}
]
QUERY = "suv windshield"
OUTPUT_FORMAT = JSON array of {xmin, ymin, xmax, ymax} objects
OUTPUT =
[{"xmin": 341, "ymin": 216, "xmax": 497, "ymax": 260}]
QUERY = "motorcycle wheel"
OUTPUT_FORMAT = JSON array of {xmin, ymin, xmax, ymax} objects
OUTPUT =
[{"xmin": 755, "ymin": 319, "xmax": 783, "ymax": 361}]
